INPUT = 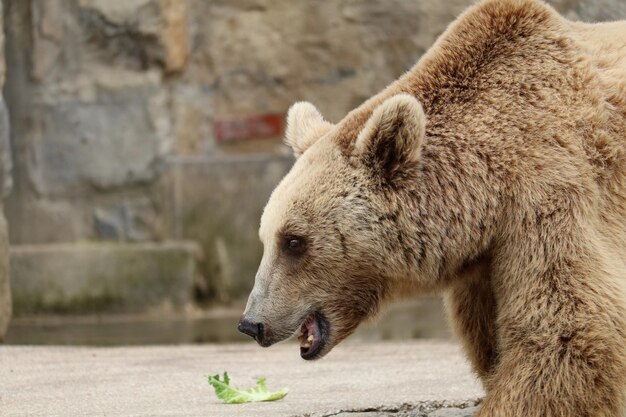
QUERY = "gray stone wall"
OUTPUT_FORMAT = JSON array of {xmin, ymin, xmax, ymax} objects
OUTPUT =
[
  {"xmin": 10, "ymin": 242, "xmax": 198, "ymax": 314},
  {"xmin": 2, "ymin": 0, "xmax": 625, "ymax": 309},
  {"xmin": 0, "ymin": 0, "xmax": 12, "ymax": 338}
]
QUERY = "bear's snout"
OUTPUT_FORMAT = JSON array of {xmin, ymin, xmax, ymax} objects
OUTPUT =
[{"xmin": 237, "ymin": 317, "xmax": 264, "ymax": 344}]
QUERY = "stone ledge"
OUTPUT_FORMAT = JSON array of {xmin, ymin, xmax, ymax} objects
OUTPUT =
[{"xmin": 10, "ymin": 242, "xmax": 199, "ymax": 315}]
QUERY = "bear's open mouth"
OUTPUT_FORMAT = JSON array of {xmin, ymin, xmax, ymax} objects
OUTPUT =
[{"xmin": 297, "ymin": 311, "xmax": 329, "ymax": 360}]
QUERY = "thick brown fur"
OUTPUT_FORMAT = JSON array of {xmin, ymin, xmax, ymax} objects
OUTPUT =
[{"xmin": 242, "ymin": 1, "xmax": 626, "ymax": 416}]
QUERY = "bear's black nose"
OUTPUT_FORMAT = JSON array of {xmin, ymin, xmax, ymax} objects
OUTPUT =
[{"xmin": 238, "ymin": 318, "xmax": 263, "ymax": 341}]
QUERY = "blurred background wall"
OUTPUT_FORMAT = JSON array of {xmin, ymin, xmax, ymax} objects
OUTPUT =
[{"xmin": 1, "ymin": 0, "xmax": 625, "ymax": 322}]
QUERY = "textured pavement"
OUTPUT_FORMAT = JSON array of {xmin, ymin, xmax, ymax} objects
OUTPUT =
[{"xmin": 0, "ymin": 340, "xmax": 483, "ymax": 417}]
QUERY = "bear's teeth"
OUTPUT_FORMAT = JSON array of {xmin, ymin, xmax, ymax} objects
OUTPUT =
[
  {"xmin": 302, "ymin": 342, "xmax": 311, "ymax": 348},
  {"xmin": 307, "ymin": 335, "xmax": 314, "ymax": 342}
]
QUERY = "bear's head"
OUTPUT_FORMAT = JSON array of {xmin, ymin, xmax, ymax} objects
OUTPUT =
[{"xmin": 239, "ymin": 94, "xmax": 427, "ymax": 359}]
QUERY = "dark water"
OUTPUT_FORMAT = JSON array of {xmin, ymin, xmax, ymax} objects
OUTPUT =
[{"xmin": 5, "ymin": 297, "xmax": 451, "ymax": 346}]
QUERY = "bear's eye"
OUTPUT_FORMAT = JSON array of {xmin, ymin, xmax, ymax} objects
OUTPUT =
[{"xmin": 282, "ymin": 235, "xmax": 307, "ymax": 256}]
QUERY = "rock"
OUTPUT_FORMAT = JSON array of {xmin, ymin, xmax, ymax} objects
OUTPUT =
[
  {"xmin": 171, "ymin": 84, "xmax": 216, "ymax": 156},
  {"xmin": 0, "ymin": 99, "xmax": 13, "ymax": 199},
  {"xmin": 163, "ymin": 155, "xmax": 293, "ymax": 301},
  {"xmin": 29, "ymin": 0, "xmax": 66, "ymax": 82},
  {"xmin": 0, "ymin": 0, "xmax": 12, "ymax": 200},
  {"xmin": 94, "ymin": 196, "xmax": 161, "ymax": 242},
  {"xmin": 5, "ymin": 0, "xmax": 175, "ymax": 198},
  {"xmin": 29, "ymin": 69, "xmax": 171, "ymax": 196},
  {"xmin": 160, "ymin": 0, "xmax": 189, "ymax": 73},
  {"xmin": 77, "ymin": 0, "xmax": 154, "ymax": 25},
  {"xmin": 10, "ymin": 242, "xmax": 199, "ymax": 315},
  {"xmin": 0, "ymin": 1, "xmax": 12, "ymax": 342},
  {"xmin": 0, "ymin": 204, "xmax": 10, "ymax": 341},
  {"xmin": 78, "ymin": 0, "xmax": 188, "ymax": 72},
  {"xmin": 184, "ymin": 0, "xmax": 475, "ymax": 121},
  {"xmin": 6, "ymin": 196, "xmax": 90, "ymax": 244},
  {"xmin": 550, "ymin": 0, "xmax": 626, "ymax": 21}
]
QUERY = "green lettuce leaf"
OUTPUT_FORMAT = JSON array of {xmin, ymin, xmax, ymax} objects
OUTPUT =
[{"xmin": 208, "ymin": 372, "xmax": 288, "ymax": 404}]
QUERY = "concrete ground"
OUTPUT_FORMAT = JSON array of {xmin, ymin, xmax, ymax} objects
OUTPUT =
[{"xmin": 0, "ymin": 340, "xmax": 483, "ymax": 417}]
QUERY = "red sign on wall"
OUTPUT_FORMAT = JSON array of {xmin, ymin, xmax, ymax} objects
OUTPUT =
[{"xmin": 213, "ymin": 113, "xmax": 285, "ymax": 143}]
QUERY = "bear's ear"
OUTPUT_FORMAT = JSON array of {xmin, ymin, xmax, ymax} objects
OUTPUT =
[
  {"xmin": 285, "ymin": 102, "xmax": 333, "ymax": 157},
  {"xmin": 354, "ymin": 94, "xmax": 426, "ymax": 180}
]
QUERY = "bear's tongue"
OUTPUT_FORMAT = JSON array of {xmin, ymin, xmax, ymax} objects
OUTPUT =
[{"xmin": 298, "ymin": 313, "xmax": 320, "ymax": 352}]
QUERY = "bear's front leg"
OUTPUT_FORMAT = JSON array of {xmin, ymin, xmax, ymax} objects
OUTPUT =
[
  {"xmin": 444, "ymin": 258, "xmax": 498, "ymax": 386},
  {"xmin": 475, "ymin": 240, "xmax": 626, "ymax": 417}
]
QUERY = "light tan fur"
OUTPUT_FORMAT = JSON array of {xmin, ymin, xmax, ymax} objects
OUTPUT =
[
  {"xmin": 243, "ymin": 0, "xmax": 626, "ymax": 415},
  {"xmin": 285, "ymin": 102, "xmax": 334, "ymax": 157}
]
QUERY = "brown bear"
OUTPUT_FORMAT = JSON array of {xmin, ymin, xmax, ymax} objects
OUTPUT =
[{"xmin": 238, "ymin": 0, "xmax": 626, "ymax": 415}]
